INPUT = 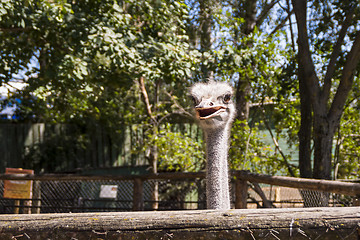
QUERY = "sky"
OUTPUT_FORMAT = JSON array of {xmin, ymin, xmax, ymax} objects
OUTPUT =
[
  {"xmin": 0, "ymin": 81, "xmax": 27, "ymax": 117},
  {"xmin": 0, "ymin": 56, "xmax": 38, "ymax": 117}
]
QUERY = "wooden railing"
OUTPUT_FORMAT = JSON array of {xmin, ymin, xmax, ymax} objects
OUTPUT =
[
  {"xmin": 1, "ymin": 171, "xmax": 360, "ymax": 239},
  {"xmin": 1, "ymin": 207, "xmax": 359, "ymax": 239},
  {"xmin": 1, "ymin": 170, "xmax": 360, "ymax": 211}
]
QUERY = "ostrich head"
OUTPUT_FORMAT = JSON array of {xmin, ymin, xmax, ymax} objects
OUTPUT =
[{"xmin": 190, "ymin": 81, "xmax": 236, "ymax": 131}]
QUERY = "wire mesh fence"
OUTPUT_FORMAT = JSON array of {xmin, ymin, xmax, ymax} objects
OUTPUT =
[
  {"xmin": 0, "ymin": 178, "xmax": 206, "ymax": 213},
  {"xmin": 0, "ymin": 172, "xmax": 357, "ymax": 214},
  {"xmin": 246, "ymin": 184, "xmax": 354, "ymax": 208}
]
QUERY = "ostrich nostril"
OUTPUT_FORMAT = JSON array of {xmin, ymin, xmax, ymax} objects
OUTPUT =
[{"xmin": 210, "ymin": 102, "xmax": 214, "ymax": 106}]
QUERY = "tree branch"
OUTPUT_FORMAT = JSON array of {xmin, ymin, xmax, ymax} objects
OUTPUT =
[
  {"xmin": 256, "ymin": 0, "xmax": 279, "ymax": 28},
  {"xmin": 321, "ymin": 7, "xmax": 355, "ymax": 106},
  {"xmin": 269, "ymin": 9, "xmax": 294, "ymax": 36},
  {"xmin": 164, "ymin": 91, "xmax": 193, "ymax": 119},
  {"xmin": 138, "ymin": 77, "xmax": 157, "ymax": 124},
  {"xmin": 260, "ymin": 106, "xmax": 295, "ymax": 177},
  {"xmin": 249, "ymin": 182, "xmax": 275, "ymax": 208},
  {"xmin": 328, "ymin": 30, "xmax": 360, "ymax": 125},
  {"xmin": 0, "ymin": 27, "xmax": 33, "ymax": 33},
  {"xmin": 285, "ymin": 0, "xmax": 296, "ymax": 51}
]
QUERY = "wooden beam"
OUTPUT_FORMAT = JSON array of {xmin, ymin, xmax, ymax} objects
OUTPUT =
[
  {"xmin": 1, "ymin": 170, "xmax": 360, "ymax": 196},
  {"xmin": 236, "ymin": 171, "xmax": 360, "ymax": 196},
  {"xmin": 0, "ymin": 172, "xmax": 205, "ymax": 181},
  {"xmin": 132, "ymin": 178, "xmax": 144, "ymax": 211},
  {"xmin": 0, "ymin": 207, "xmax": 359, "ymax": 239},
  {"xmin": 234, "ymin": 178, "xmax": 247, "ymax": 209}
]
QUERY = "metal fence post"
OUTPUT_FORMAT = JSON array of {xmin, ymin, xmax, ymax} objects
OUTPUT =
[{"xmin": 133, "ymin": 178, "xmax": 144, "ymax": 211}]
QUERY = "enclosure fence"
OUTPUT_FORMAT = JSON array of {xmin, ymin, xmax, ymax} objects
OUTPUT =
[{"xmin": 0, "ymin": 171, "xmax": 359, "ymax": 214}]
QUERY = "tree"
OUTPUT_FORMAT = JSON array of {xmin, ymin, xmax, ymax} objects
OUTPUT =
[
  {"xmin": 0, "ymin": 0, "xmax": 200, "ymax": 169},
  {"xmin": 211, "ymin": 2, "xmax": 296, "ymax": 176},
  {"xmin": 292, "ymin": 0, "xmax": 360, "ymax": 180},
  {"xmin": 227, "ymin": 0, "xmax": 291, "ymax": 121}
]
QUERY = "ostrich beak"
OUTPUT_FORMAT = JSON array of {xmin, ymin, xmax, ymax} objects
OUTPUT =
[{"xmin": 196, "ymin": 106, "xmax": 227, "ymax": 120}]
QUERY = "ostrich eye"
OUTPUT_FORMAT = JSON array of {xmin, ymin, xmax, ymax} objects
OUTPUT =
[
  {"xmin": 191, "ymin": 96, "xmax": 198, "ymax": 106},
  {"xmin": 223, "ymin": 94, "xmax": 231, "ymax": 103}
]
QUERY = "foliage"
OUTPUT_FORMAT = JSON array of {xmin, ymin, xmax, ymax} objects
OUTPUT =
[
  {"xmin": 334, "ymin": 76, "xmax": 360, "ymax": 179},
  {"xmin": 0, "ymin": 0, "xmax": 201, "ymax": 174},
  {"xmin": 148, "ymin": 124, "xmax": 205, "ymax": 172},
  {"xmin": 229, "ymin": 119, "xmax": 290, "ymax": 176},
  {"xmin": 0, "ymin": 0, "xmax": 197, "ymax": 124},
  {"xmin": 213, "ymin": 9, "xmax": 295, "ymax": 175}
]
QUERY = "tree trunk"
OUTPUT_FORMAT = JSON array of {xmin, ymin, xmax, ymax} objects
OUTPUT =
[
  {"xmin": 241, "ymin": 0, "xmax": 257, "ymax": 35},
  {"xmin": 312, "ymin": 117, "xmax": 334, "ymax": 180},
  {"xmin": 235, "ymin": 78, "xmax": 251, "ymax": 121},
  {"xmin": 138, "ymin": 77, "xmax": 159, "ymax": 210},
  {"xmin": 293, "ymin": 0, "xmax": 360, "ymax": 185},
  {"xmin": 150, "ymin": 144, "xmax": 159, "ymax": 210},
  {"xmin": 199, "ymin": 0, "xmax": 213, "ymax": 81},
  {"xmin": 298, "ymin": 63, "xmax": 312, "ymax": 179},
  {"xmin": 293, "ymin": 0, "xmax": 315, "ymax": 180},
  {"xmin": 292, "ymin": 1, "xmax": 331, "ymax": 207},
  {"xmin": 233, "ymin": 0, "xmax": 256, "ymax": 121}
]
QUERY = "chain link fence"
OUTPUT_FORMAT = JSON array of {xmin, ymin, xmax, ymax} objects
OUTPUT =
[
  {"xmin": 0, "ymin": 173, "xmax": 357, "ymax": 214},
  {"xmin": 246, "ymin": 184, "xmax": 354, "ymax": 208},
  {"xmin": 0, "ymin": 178, "xmax": 205, "ymax": 213}
]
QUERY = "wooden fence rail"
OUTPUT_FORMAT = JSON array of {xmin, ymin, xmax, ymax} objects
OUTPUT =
[
  {"xmin": 234, "ymin": 171, "xmax": 360, "ymax": 196},
  {"xmin": 1, "ymin": 170, "xmax": 360, "ymax": 210},
  {"xmin": 0, "ymin": 207, "xmax": 359, "ymax": 239}
]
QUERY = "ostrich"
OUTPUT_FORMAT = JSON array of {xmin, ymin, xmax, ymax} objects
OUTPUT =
[{"xmin": 190, "ymin": 81, "xmax": 236, "ymax": 209}]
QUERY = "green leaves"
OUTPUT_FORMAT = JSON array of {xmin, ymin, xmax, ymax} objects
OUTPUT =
[
  {"xmin": 1, "ymin": 0, "xmax": 197, "ymax": 123},
  {"xmin": 150, "ymin": 124, "xmax": 204, "ymax": 172},
  {"xmin": 229, "ymin": 120, "xmax": 289, "ymax": 176}
]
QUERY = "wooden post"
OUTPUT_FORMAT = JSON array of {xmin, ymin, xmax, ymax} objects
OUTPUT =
[
  {"xmin": 275, "ymin": 187, "xmax": 281, "ymax": 203},
  {"xmin": 23, "ymin": 200, "xmax": 31, "ymax": 214},
  {"xmin": 235, "ymin": 179, "xmax": 247, "ymax": 209},
  {"xmin": 197, "ymin": 179, "xmax": 206, "ymax": 209},
  {"xmin": 133, "ymin": 178, "xmax": 144, "ymax": 211},
  {"xmin": 13, "ymin": 200, "xmax": 20, "ymax": 214},
  {"xmin": 32, "ymin": 181, "xmax": 41, "ymax": 214}
]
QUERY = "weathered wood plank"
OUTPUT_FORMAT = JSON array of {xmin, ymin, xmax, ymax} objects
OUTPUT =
[
  {"xmin": 0, "ymin": 207, "xmax": 359, "ymax": 239},
  {"xmin": 1, "ymin": 170, "xmax": 360, "ymax": 196},
  {"xmin": 0, "ymin": 172, "xmax": 206, "ymax": 181},
  {"xmin": 235, "ymin": 178, "xmax": 248, "ymax": 209},
  {"xmin": 235, "ymin": 171, "xmax": 360, "ymax": 196}
]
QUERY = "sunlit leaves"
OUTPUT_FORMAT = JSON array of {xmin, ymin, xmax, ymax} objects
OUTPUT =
[
  {"xmin": 229, "ymin": 119, "xmax": 288, "ymax": 175},
  {"xmin": 1, "ymin": 0, "xmax": 198, "ymax": 125},
  {"xmin": 149, "ymin": 124, "xmax": 204, "ymax": 172}
]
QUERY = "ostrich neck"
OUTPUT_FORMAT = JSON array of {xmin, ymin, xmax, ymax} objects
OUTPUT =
[{"xmin": 205, "ymin": 125, "xmax": 231, "ymax": 209}]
